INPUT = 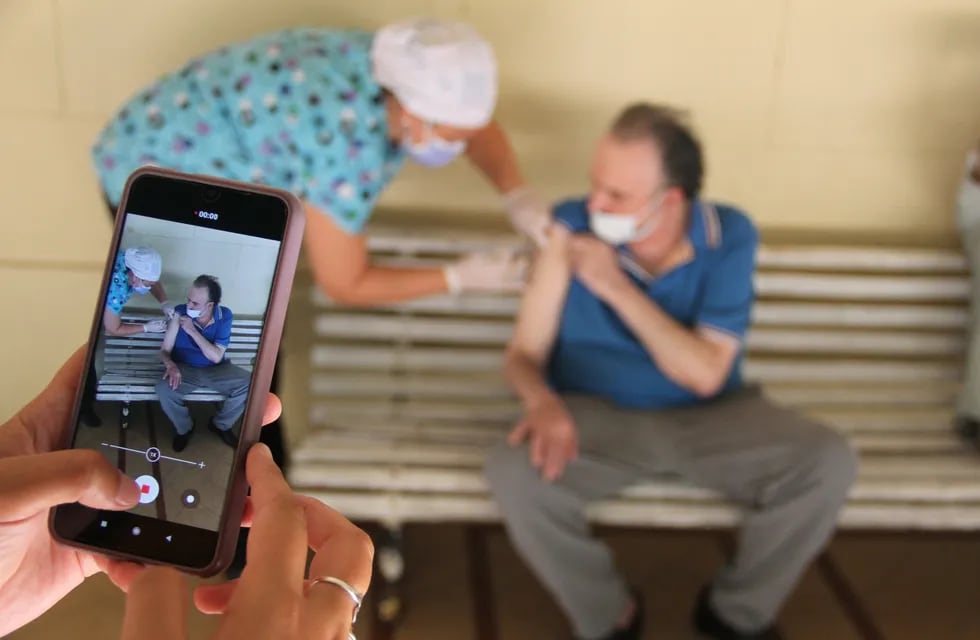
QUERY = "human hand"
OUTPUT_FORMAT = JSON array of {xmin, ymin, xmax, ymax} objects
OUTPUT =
[
  {"xmin": 444, "ymin": 248, "xmax": 529, "ymax": 295},
  {"xmin": 503, "ymin": 187, "xmax": 552, "ymax": 247},
  {"xmin": 162, "ymin": 362, "xmax": 182, "ymax": 391},
  {"xmin": 178, "ymin": 315, "xmax": 197, "ymax": 334},
  {"xmin": 160, "ymin": 301, "xmax": 176, "ymax": 319},
  {"xmin": 117, "ymin": 444, "xmax": 373, "ymax": 640},
  {"xmin": 143, "ymin": 319, "xmax": 168, "ymax": 333},
  {"xmin": 0, "ymin": 347, "xmax": 283, "ymax": 637},
  {"xmin": 569, "ymin": 235, "xmax": 632, "ymax": 302},
  {"xmin": 507, "ymin": 393, "xmax": 579, "ymax": 482}
]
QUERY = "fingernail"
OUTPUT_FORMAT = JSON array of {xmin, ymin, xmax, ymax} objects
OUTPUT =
[{"xmin": 116, "ymin": 476, "xmax": 140, "ymax": 506}]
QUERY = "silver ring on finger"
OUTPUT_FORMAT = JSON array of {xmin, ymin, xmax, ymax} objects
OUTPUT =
[{"xmin": 309, "ymin": 575, "xmax": 364, "ymax": 635}]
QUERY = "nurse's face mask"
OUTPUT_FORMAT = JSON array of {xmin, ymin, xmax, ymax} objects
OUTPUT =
[
  {"xmin": 589, "ymin": 190, "xmax": 668, "ymax": 245},
  {"xmin": 402, "ymin": 116, "xmax": 466, "ymax": 168},
  {"xmin": 131, "ymin": 275, "xmax": 154, "ymax": 295}
]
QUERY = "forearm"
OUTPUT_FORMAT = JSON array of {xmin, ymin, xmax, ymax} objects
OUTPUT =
[
  {"xmin": 159, "ymin": 350, "xmax": 175, "ymax": 367},
  {"xmin": 505, "ymin": 350, "xmax": 558, "ymax": 409},
  {"xmin": 605, "ymin": 286, "xmax": 727, "ymax": 395},
  {"xmin": 465, "ymin": 120, "xmax": 525, "ymax": 194},
  {"xmin": 105, "ymin": 322, "xmax": 149, "ymax": 337},
  {"xmin": 316, "ymin": 263, "xmax": 449, "ymax": 306},
  {"xmin": 188, "ymin": 333, "xmax": 224, "ymax": 363},
  {"xmin": 150, "ymin": 282, "xmax": 168, "ymax": 305}
]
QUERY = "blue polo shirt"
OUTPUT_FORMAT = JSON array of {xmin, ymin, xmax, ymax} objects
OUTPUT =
[
  {"xmin": 547, "ymin": 198, "xmax": 758, "ymax": 409},
  {"xmin": 173, "ymin": 304, "xmax": 233, "ymax": 368}
]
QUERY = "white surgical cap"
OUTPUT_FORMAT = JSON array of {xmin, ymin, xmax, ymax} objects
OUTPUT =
[
  {"xmin": 372, "ymin": 17, "xmax": 497, "ymax": 129},
  {"xmin": 124, "ymin": 246, "xmax": 162, "ymax": 282}
]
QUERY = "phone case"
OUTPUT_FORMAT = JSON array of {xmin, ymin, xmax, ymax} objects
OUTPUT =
[{"xmin": 49, "ymin": 167, "xmax": 305, "ymax": 576}]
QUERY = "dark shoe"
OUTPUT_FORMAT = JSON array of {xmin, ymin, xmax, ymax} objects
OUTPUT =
[
  {"xmin": 173, "ymin": 428, "xmax": 194, "ymax": 452},
  {"xmin": 954, "ymin": 416, "xmax": 980, "ymax": 442},
  {"xmin": 582, "ymin": 588, "xmax": 644, "ymax": 640},
  {"xmin": 80, "ymin": 407, "xmax": 102, "ymax": 427},
  {"xmin": 208, "ymin": 419, "xmax": 238, "ymax": 448},
  {"xmin": 693, "ymin": 586, "xmax": 776, "ymax": 640}
]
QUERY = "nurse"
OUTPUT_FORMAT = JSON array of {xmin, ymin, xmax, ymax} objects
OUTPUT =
[{"xmin": 92, "ymin": 17, "xmax": 550, "ymax": 303}]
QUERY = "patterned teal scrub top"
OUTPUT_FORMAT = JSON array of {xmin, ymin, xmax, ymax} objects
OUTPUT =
[{"xmin": 93, "ymin": 28, "xmax": 406, "ymax": 235}]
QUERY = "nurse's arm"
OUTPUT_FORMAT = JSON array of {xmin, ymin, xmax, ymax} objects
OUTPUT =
[
  {"xmin": 102, "ymin": 307, "xmax": 148, "ymax": 337},
  {"xmin": 149, "ymin": 282, "xmax": 169, "ymax": 306},
  {"xmin": 504, "ymin": 225, "xmax": 573, "ymax": 407},
  {"xmin": 303, "ymin": 202, "xmax": 451, "ymax": 305},
  {"xmin": 464, "ymin": 120, "xmax": 525, "ymax": 194}
]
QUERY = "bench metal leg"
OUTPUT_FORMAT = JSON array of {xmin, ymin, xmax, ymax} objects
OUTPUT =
[{"xmin": 466, "ymin": 524, "xmax": 498, "ymax": 640}]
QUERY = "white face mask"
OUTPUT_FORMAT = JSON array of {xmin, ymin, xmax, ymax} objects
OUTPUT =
[
  {"xmin": 185, "ymin": 308, "xmax": 203, "ymax": 319},
  {"xmin": 589, "ymin": 193, "xmax": 665, "ymax": 245}
]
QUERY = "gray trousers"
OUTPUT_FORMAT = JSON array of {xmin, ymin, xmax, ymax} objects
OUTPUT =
[
  {"xmin": 156, "ymin": 361, "xmax": 251, "ymax": 435},
  {"xmin": 485, "ymin": 387, "xmax": 858, "ymax": 639},
  {"xmin": 959, "ymin": 223, "xmax": 980, "ymax": 419}
]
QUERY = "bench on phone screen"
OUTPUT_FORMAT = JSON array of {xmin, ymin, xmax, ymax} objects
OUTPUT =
[
  {"xmin": 95, "ymin": 314, "xmax": 263, "ymax": 413},
  {"xmin": 287, "ymin": 219, "xmax": 980, "ymax": 629}
]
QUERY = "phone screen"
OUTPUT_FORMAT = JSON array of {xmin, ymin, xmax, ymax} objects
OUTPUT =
[{"xmin": 52, "ymin": 173, "xmax": 289, "ymax": 570}]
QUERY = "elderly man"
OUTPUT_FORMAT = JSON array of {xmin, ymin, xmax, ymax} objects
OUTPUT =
[
  {"xmin": 954, "ymin": 140, "xmax": 980, "ymax": 446},
  {"xmin": 157, "ymin": 275, "xmax": 250, "ymax": 452},
  {"xmin": 485, "ymin": 104, "xmax": 858, "ymax": 640}
]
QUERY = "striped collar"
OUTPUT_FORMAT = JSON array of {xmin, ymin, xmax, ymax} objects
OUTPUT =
[{"xmin": 617, "ymin": 199, "xmax": 722, "ymax": 282}]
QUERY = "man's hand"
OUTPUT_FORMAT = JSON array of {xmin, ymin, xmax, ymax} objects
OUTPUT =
[
  {"xmin": 178, "ymin": 316, "xmax": 197, "ymax": 335},
  {"xmin": 162, "ymin": 362, "xmax": 182, "ymax": 391},
  {"xmin": 569, "ymin": 235, "xmax": 633, "ymax": 302},
  {"xmin": 507, "ymin": 394, "xmax": 579, "ymax": 482},
  {"xmin": 160, "ymin": 301, "xmax": 176, "ymax": 319}
]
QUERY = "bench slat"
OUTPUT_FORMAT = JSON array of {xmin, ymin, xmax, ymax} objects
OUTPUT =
[
  {"xmin": 309, "ymin": 401, "xmax": 953, "ymax": 430},
  {"xmin": 311, "ymin": 345, "xmax": 961, "ymax": 382},
  {"xmin": 364, "ymin": 226, "xmax": 966, "ymax": 273},
  {"xmin": 370, "ymin": 257, "xmax": 970, "ymax": 302},
  {"xmin": 289, "ymin": 461, "xmax": 980, "ymax": 503},
  {"xmin": 294, "ymin": 488, "xmax": 980, "ymax": 530},
  {"xmin": 309, "ymin": 372, "xmax": 958, "ymax": 408},
  {"xmin": 313, "ymin": 289, "xmax": 967, "ymax": 331},
  {"xmin": 314, "ymin": 313, "xmax": 964, "ymax": 356}
]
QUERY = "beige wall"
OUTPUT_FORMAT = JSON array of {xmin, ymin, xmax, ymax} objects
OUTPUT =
[
  {"xmin": 120, "ymin": 215, "xmax": 280, "ymax": 317},
  {"xmin": 1, "ymin": 0, "xmax": 978, "ymax": 419}
]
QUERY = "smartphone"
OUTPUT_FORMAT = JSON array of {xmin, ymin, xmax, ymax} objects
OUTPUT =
[{"xmin": 50, "ymin": 167, "xmax": 304, "ymax": 576}]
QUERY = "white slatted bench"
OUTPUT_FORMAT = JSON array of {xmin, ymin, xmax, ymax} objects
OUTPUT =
[
  {"xmin": 288, "ymin": 222, "xmax": 980, "ymax": 624},
  {"xmin": 96, "ymin": 314, "xmax": 263, "ymax": 404}
]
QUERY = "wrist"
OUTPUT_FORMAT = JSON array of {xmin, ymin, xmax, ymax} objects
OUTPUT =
[
  {"xmin": 523, "ymin": 387, "xmax": 560, "ymax": 411},
  {"xmin": 502, "ymin": 185, "xmax": 530, "ymax": 208}
]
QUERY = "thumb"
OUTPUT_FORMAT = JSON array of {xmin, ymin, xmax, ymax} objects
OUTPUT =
[
  {"xmin": 121, "ymin": 567, "xmax": 188, "ymax": 640},
  {"xmin": 0, "ymin": 450, "xmax": 138, "ymax": 521}
]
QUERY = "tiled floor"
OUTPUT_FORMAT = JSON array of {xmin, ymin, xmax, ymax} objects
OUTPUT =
[{"xmin": 9, "ymin": 524, "xmax": 980, "ymax": 640}]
